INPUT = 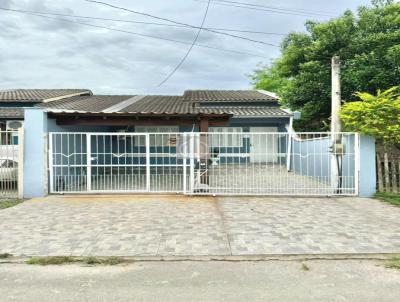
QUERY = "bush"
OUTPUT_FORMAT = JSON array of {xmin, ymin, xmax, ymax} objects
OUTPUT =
[{"xmin": 340, "ymin": 87, "xmax": 400, "ymax": 146}]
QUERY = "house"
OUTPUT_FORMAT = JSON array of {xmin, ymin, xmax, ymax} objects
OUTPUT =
[
  {"xmin": 38, "ymin": 90, "xmax": 294, "ymax": 166},
  {"xmin": 20, "ymin": 89, "xmax": 302, "ymax": 195},
  {"xmin": 39, "ymin": 89, "xmax": 293, "ymax": 131},
  {"xmin": 0, "ymin": 88, "xmax": 375, "ymax": 199}
]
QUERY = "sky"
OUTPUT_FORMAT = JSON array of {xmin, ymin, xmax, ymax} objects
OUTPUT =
[{"xmin": 0, "ymin": 0, "xmax": 371, "ymax": 95}]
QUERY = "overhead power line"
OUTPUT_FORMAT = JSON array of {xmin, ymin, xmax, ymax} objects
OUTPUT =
[
  {"xmin": 0, "ymin": 6, "xmax": 286, "ymax": 36},
  {"xmin": 210, "ymin": 0, "xmax": 333, "ymax": 16},
  {"xmin": 84, "ymin": 0, "xmax": 279, "ymax": 47},
  {"xmin": 194, "ymin": 0, "xmax": 335, "ymax": 18},
  {"xmin": 158, "ymin": 0, "xmax": 211, "ymax": 86},
  {"xmin": 202, "ymin": 28, "xmax": 285, "ymax": 36},
  {"xmin": 0, "ymin": 7, "xmax": 271, "ymax": 59}
]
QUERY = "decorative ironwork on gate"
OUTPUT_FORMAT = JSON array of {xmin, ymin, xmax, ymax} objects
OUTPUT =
[{"xmin": 49, "ymin": 132, "xmax": 359, "ymax": 196}]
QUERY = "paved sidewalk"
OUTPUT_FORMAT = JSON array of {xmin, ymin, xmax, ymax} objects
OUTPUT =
[{"xmin": 1, "ymin": 195, "xmax": 400, "ymax": 256}]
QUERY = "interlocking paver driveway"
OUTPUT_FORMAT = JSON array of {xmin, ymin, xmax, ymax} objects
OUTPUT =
[{"xmin": 1, "ymin": 196, "xmax": 400, "ymax": 256}]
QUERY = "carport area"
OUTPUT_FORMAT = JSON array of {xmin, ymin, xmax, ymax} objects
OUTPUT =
[{"xmin": 1, "ymin": 196, "xmax": 400, "ymax": 257}]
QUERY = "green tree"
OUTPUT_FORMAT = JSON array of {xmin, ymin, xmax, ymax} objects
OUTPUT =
[
  {"xmin": 251, "ymin": 1, "xmax": 400, "ymax": 131},
  {"xmin": 340, "ymin": 87, "xmax": 400, "ymax": 145},
  {"xmin": 251, "ymin": 64, "xmax": 289, "ymax": 96}
]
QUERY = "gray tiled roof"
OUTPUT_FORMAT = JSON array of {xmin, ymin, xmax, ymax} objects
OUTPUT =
[
  {"xmin": 41, "ymin": 95, "xmax": 200, "ymax": 115},
  {"xmin": 183, "ymin": 90, "xmax": 278, "ymax": 102},
  {"xmin": 40, "ymin": 93, "xmax": 290, "ymax": 117},
  {"xmin": 0, "ymin": 89, "xmax": 92, "ymax": 102},
  {"xmin": 0, "ymin": 108, "xmax": 24, "ymax": 118},
  {"xmin": 121, "ymin": 96, "xmax": 197, "ymax": 114},
  {"xmin": 40, "ymin": 95, "xmax": 133, "ymax": 112}
]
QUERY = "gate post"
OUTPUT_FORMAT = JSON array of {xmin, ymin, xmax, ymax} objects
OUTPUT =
[
  {"xmin": 145, "ymin": 134, "xmax": 151, "ymax": 192},
  {"xmin": 182, "ymin": 133, "xmax": 187, "ymax": 194},
  {"xmin": 359, "ymin": 135, "xmax": 376, "ymax": 197},
  {"xmin": 17, "ymin": 127, "xmax": 24, "ymax": 199},
  {"xmin": 86, "ymin": 134, "xmax": 92, "ymax": 192},
  {"xmin": 23, "ymin": 108, "xmax": 48, "ymax": 198},
  {"xmin": 189, "ymin": 133, "xmax": 195, "ymax": 194}
]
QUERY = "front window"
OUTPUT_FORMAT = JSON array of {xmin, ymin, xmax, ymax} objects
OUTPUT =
[
  {"xmin": 135, "ymin": 126, "xmax": 179, "ymax": 147},
  {"xmin": 209, "ymin": 127, "xmax": 243, "ymax": 148}
]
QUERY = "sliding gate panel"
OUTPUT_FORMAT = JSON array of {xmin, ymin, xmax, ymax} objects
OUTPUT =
[
  {"xmin": 49, "ymin": 133, "xmax": 149, "ymax": 193},
  {"xmin": 186, "ymin": 132, "xmax": 359, "ymax": 196},
  {"xmin": 49, "ymin": 132, "xmax": 188, "ymax": 193}
]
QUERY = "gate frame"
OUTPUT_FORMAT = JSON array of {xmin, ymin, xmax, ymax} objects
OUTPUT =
[{"xmin": 48, "ymin": 131, "xmax": 360, "ymax": 196}]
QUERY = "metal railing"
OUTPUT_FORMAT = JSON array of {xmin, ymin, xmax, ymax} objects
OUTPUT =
[
  {"xmin": 0, "ymin": 130, "xmax": 20, "ymax": 198},
  {"xmin": 49, "ymin": 132, "xmax": 359, "ymax": 196}
]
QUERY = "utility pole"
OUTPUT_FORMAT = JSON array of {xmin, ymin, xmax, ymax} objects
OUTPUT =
[
  {"xmin": 331, "ymin": 56, "xmax": 343, "ymax": 193},
  {"xmin": 331, "ymin": 56, "xmax": 342, "ymax": 134}
]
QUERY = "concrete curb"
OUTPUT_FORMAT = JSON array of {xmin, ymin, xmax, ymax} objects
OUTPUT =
[{"xmin": 1, "ymin": 253, "xmax": 399, "ymax": 264}]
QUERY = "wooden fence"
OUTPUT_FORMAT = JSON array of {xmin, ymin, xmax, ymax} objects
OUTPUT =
[{"xmin": 376, "ymin": 146, "xmax": 400, "ymax": 193}]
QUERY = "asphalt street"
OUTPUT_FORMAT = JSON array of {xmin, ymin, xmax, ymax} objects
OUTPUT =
[{"xmin": 1, "ymin": 260, "xmax": 400, "ymax": 302}]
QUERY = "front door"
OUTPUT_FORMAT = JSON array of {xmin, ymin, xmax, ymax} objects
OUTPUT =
[{"xmin": 249, "ymin": 127, "xmax": 278, "ymax": 163}]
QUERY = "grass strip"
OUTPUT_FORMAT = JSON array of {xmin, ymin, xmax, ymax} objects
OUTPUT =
[
  {"xmin": 374, "ymin": 192, "xmax": 400, "ymax": 207},
  {"xmin": 26, "ymin": 256, "xmax": 127, "ymax": 266}
]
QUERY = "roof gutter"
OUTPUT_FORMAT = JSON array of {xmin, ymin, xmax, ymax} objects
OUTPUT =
[
  {"xmin": 232, "ymin": 115, "xmax": 292, "ymax": 118},
  {"xmin": 47, "ymin": 111, "xmax": 232, "ymax": 119}
]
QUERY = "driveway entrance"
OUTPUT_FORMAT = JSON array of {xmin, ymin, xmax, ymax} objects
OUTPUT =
[{"xmin": 1, "ymin": 196, "xmax": 399, "ymax": 257}]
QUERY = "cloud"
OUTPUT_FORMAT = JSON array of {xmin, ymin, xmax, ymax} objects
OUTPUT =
[
  {"xmin": 1, "ymin": 0, "xmax": 14, "ymax": 9},
  {"xmin": 0, "ymin": 0, "xmax": 370, "ymax": 94}
]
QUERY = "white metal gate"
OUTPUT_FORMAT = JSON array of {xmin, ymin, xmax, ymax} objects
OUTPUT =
[
  {"xmin": 49, "ymin": 132, "xmax": 359, "ymax": 196},
  {"xmin": 49, "ymin": 132, "xmax": 188, "ymax": 194}
]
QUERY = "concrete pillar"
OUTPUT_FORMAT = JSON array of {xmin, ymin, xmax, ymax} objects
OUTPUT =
[
  {"xmin": 23, "ymin": 108, "xmax": 48, "ymax": 198},
  {"xmin": 199, "ymin": 118, "xmax": 209, "ymax": 132},
  {"xmin": 359, "ymin": 135, "xmax": 376, "ymax": 197}
]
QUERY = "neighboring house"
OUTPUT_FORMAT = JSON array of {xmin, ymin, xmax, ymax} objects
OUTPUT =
[{"xmin": 0, "ymin": 89, "xmax": 92, "ymax": 131}]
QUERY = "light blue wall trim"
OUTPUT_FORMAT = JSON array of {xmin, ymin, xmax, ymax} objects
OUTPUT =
[
  {"xmin": 291, "ymin": 135, "xmax": 356, "ymax": 191},
  {"xmin": 359, "ymin": 135, "xmax": 376, "ymax": 197},
  {"xmin": 23, "ymin": 108, "xmax": 48, "ymax": 198}
]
